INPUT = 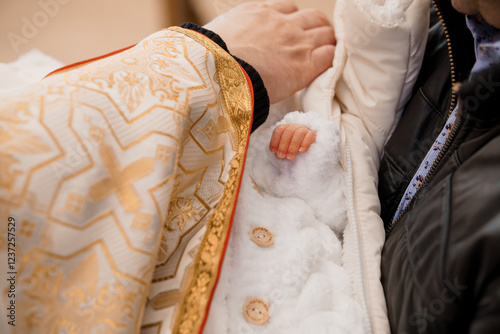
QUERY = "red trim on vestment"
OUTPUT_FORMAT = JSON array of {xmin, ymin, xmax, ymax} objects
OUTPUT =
[{"xmin": 45, "ymin": 44, "xmax": 136, "ymax": 77}]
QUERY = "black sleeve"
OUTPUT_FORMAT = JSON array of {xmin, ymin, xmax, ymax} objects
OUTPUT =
[{"xmin": 180, "ymin": 22, "xmax": 269, "ymax": 133}]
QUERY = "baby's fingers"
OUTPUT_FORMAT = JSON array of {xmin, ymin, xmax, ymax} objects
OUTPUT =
[
  {"xmin": 298, "ymin": 131, "xmax": 317, "ymax": 153},
  {"xmin": 276, "ymin": 124, "xmax": 301, "ymax": 158},
  {"xmin": 285, "ymin": 127, "xmax": 310, "ymax": 160},
  {"xmin": 270, "ymin": 124, "xmax": 303, "ymax": 158},
  {"xmin": 269, "ymin": 124, "xmax": 288, "ymax": 154},
  {"xmin": 269, "ymin": 123, "xmax": 317, "ymax": 160}
]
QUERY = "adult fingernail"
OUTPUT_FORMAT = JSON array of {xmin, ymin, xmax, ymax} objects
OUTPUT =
[
  {"xmin": 270, "ymin": 146, "xmax": 277, "ymax": 153},
  {"xmin": 299, "ymin": 146, "xmax": 305, "ymax": 152},
  {"xmin": 278, "ymin": 151, "xmax": 285, "ymax": 158},
  {"xmin": 286, "ymin": 153, "xmax": 294, "ymax": 160}
]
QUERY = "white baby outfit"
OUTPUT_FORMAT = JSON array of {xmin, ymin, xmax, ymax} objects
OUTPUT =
[{"xmin": 205, "ymin": 0, "xmax": 432, "ymax": 333}]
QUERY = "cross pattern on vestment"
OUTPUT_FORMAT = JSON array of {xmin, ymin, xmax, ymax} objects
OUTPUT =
[{"xmin": 88, "ymin": 145, "xmax": 155, "ymax": 212}]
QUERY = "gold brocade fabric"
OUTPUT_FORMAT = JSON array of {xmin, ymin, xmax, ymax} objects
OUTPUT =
[{"xmin": 0, "ymin": 27, "xmax": 253, "ymax": 334}]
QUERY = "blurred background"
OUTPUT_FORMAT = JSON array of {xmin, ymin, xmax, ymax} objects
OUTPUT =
[{"xmin": 0, "ymin": 0, "xmax": 334, "ymax": 64}]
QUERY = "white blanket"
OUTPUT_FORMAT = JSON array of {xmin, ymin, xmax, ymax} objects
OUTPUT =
[{"xmin": 206, "ymin": 110, "xmax": 363, "ymax": 334}]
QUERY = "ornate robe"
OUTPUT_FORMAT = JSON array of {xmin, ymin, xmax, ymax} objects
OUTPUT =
[{"xmin": 0, "ymin": 27, "xmax": 256, "ymax": 334}]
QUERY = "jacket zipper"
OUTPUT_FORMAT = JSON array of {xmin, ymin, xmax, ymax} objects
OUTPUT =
[{"xmin": 386, "ymin": 0, "xmax": 461, "ymax": 234}]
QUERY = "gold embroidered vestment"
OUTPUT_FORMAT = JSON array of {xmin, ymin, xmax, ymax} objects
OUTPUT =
[{"xmin": 0, "ymin": 27, "xmax": 253, "ymax": 334}]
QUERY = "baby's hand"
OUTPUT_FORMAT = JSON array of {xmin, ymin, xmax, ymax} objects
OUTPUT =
[{"xmin": 269, "ymin": 124, "xmax": 317, "ymax": 160}]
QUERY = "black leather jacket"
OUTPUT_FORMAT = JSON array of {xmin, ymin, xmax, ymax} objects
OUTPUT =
[{"xmin": 379, "ymin": 0, "xmax": 500, "ymax": 333}]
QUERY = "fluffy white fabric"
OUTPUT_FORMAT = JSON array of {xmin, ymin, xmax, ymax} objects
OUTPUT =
[
  {"xmin": 355, "ymin": 0, "xmax": 413, "ymax": 27},
  {"xmin": 207, "ymin": 110, "xmax": 364, "ymax": 333},
  {"xmin": 251, "ymin": 111, "xmax": 347, "ymax": 234},
  {"xmin": 0, "ymin": 49, "xmax": 63, "ymax": 97}
]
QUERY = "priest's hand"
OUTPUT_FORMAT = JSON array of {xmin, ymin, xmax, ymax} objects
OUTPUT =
[
  {"xmin": 269, "ymin": 123, "xmax": 317, "ymax": 160},
  {"xmin": 204, "ymin": 0, "xmax": 336, "ymax": 104}
]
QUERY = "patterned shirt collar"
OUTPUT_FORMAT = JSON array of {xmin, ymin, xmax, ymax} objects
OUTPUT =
[
  {"xmin": 389, "ymin": 14, "xmax": 500, "ymax": 226},
  {"xmin": 466, "ymin": 15, "xmax": 500, "ymax": 73}
]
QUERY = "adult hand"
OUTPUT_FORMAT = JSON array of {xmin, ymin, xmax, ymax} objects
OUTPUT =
[{"xmin": 204, "ymin": 0, "xmax": 336, "ymax": 104}]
